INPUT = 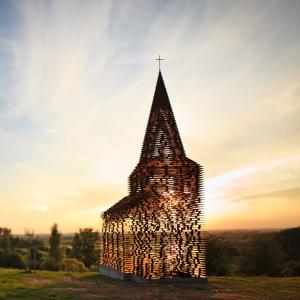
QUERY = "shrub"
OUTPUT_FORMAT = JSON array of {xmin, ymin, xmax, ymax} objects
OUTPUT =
[
  {"xmin": 0, "ymin": 250, "xmax": 26, "ymax": 269},
  {"xmin": 0, "ymin": 249, "xmax": 5, "ymax": 265},
  {"xmin": 292, "ymin": 260, "xmax": 300, "ymax": 276},
  {"xmin": 89, "ymin": 264, "xmax": 99, "ymax": 272},
  {"xmin": 59, "ymin": 258, "xmax": 87, "ymax": 272},
  {"xmin": 41, "ymin": 257, "xmax": 60, "ymax": 271},
  {"xmin": 282, "ymin": 260, "xmax": 300, "ymax": 276}
]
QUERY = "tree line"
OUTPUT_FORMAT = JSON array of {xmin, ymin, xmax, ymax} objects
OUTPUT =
[
  {"xmin": 1, "ymin": 225, "xmax": 299, "ymax": 276},
  {"xmin": 0, "ymin": 224, "xmax": 100, "ymax": 272},
  {"xmin": 206, "ymin": 226, "xmax": 300, "ymax": 276}
]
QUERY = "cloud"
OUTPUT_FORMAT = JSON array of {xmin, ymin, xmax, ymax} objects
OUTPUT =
[
  {"xmin": 244, "ymin": 187, "xmax": 300, "ymax": 201},
  {"xmin": 205, "ymin": 154, "xmax": 300, "ymax": 228},
  {"xmin": 0, "ymin": 1, "xmax": 300, "ymax": 232}
]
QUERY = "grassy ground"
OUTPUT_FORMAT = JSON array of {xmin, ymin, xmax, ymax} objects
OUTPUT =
[{"xmin": 0, "ymin": 268, "xmax": 300, "ymax": 300}]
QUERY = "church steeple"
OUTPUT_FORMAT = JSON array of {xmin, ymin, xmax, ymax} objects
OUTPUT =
[{"xmin": 140, "ymin": 71, "xmax": 185, "ymax": 160}]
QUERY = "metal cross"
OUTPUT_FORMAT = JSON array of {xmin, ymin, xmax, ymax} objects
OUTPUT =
[{"xmin": 156, "ymin": 55, "xmax": 164, "ymax": 70}]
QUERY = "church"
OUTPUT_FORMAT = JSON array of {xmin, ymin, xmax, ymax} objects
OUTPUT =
[{"xmin": 100, "ymin": 65, "xmax": 206, "ymax": 281}]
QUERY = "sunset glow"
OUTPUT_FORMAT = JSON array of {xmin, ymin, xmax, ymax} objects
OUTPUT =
[{"xmin": 0, "ymin": 1, "xmax": 299, "ymax": 233}]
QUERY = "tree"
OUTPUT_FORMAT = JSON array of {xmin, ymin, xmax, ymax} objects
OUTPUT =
[
  {"xmin": 72, "ymin": 228, "xmax": 100, "ymax": 268},
  {"xmin": 49, "ymin": 223, "xmax": 62, "ymax": 263},
  {"xmin": 240, "ymin": 235, "xmax": 283, "ymax": 276},
  {"xmin": 206, "ymin": 236, "xmax": 238, "ymax": 275},
  {"xmin": 0, "ymin": 227, "xmax": 12, "ymax": 249},
  {"xmin": 274, "ymin": 227, "xmax": 300, "ymax": 276},
  {"xmin": 24, "ymin": 229, "xmax": 35, "ymax": 272},
  {"xmin": 274, "ymin": 227, "xmax": 300, "ymax": 261}
]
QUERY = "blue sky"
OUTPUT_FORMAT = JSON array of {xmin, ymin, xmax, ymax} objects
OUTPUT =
[{"xmin": 0, "ymin": 0, "xmax": 300, "ymax": 233}]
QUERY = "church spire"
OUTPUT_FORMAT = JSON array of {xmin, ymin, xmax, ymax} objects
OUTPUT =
[
  {"xmin": 152, "ymin": 71, "xmax": 172, "ymax": 110},
  {"xmin": 140, "ymin": 71, "xmax": 185, "ymax": 160}
]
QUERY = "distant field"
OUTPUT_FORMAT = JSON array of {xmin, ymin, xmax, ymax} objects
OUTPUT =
[
  {"xmin": 31, "ymin": 229, "xmax": 283, "ymax": 247},
  {"xmin": 0, "ymin": 268, "xmax": 300, "ymax": 299}
]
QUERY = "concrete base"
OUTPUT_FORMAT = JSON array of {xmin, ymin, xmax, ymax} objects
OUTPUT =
[
  {"xmin": 99, "ymin": 264, "xmax": 207, "ymax": 284},
  {"xmin": 99, "ymin": 264, "xmax": 127, "ymax": 280}
]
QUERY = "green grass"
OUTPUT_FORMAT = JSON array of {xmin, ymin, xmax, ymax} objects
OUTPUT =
[{"xmin": 0, "ymin": 268, "xmax": 300, "ymax": 299}]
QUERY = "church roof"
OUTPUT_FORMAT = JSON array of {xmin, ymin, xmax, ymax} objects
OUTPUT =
[{"xmin": 139, "ymin": 71, "xmax": 185, "ymax": 160}]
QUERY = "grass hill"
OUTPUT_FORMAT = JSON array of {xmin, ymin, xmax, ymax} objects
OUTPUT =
[{"xmin": 0, "ymin": 268, "xmax": 300, "ymax": 300}]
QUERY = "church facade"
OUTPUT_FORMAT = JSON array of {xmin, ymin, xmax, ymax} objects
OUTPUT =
[{"xmin": 100, "ymin": 71, "xmax": 206, "ymax": 281}]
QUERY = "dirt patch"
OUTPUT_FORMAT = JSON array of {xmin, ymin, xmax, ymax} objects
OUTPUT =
[
  {"xmin": 62, "ymin": 274, "xmax": 76, "ymax": 282},
  {"xmin": 212, "ymin": 292, "xmax": 256, "ymax": 299},
  {"xmin": 24, "ymin": 277, "xmax": 52, "ymax": 286}
]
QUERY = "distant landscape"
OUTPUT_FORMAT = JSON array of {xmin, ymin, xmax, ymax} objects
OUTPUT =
[
  {"xmin": 1, "ymin": 226, "xmax": 300, "ymax": 276},
  {"xmin": 1, "ymin": 225, "xmax": 300, "ymax": 299}
]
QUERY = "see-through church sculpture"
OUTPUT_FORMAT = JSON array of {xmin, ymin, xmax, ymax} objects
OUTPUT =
[{"xmin": 100, "ymin": 69, "xmax": 206, "ymax": 281}]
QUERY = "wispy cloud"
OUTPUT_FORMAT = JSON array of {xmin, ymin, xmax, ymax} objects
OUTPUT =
[
  {"xmin": 205, "ymin": 154, "xmax": 300, "ymax": 228},
  {"xmin": 0, "ymin": 1, "xmax": 300, "ymax": 232}
]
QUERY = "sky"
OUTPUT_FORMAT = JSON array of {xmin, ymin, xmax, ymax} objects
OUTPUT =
[{"xmin": 0, "ymin": 0, "xmax": 299, "ymax": 233}]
